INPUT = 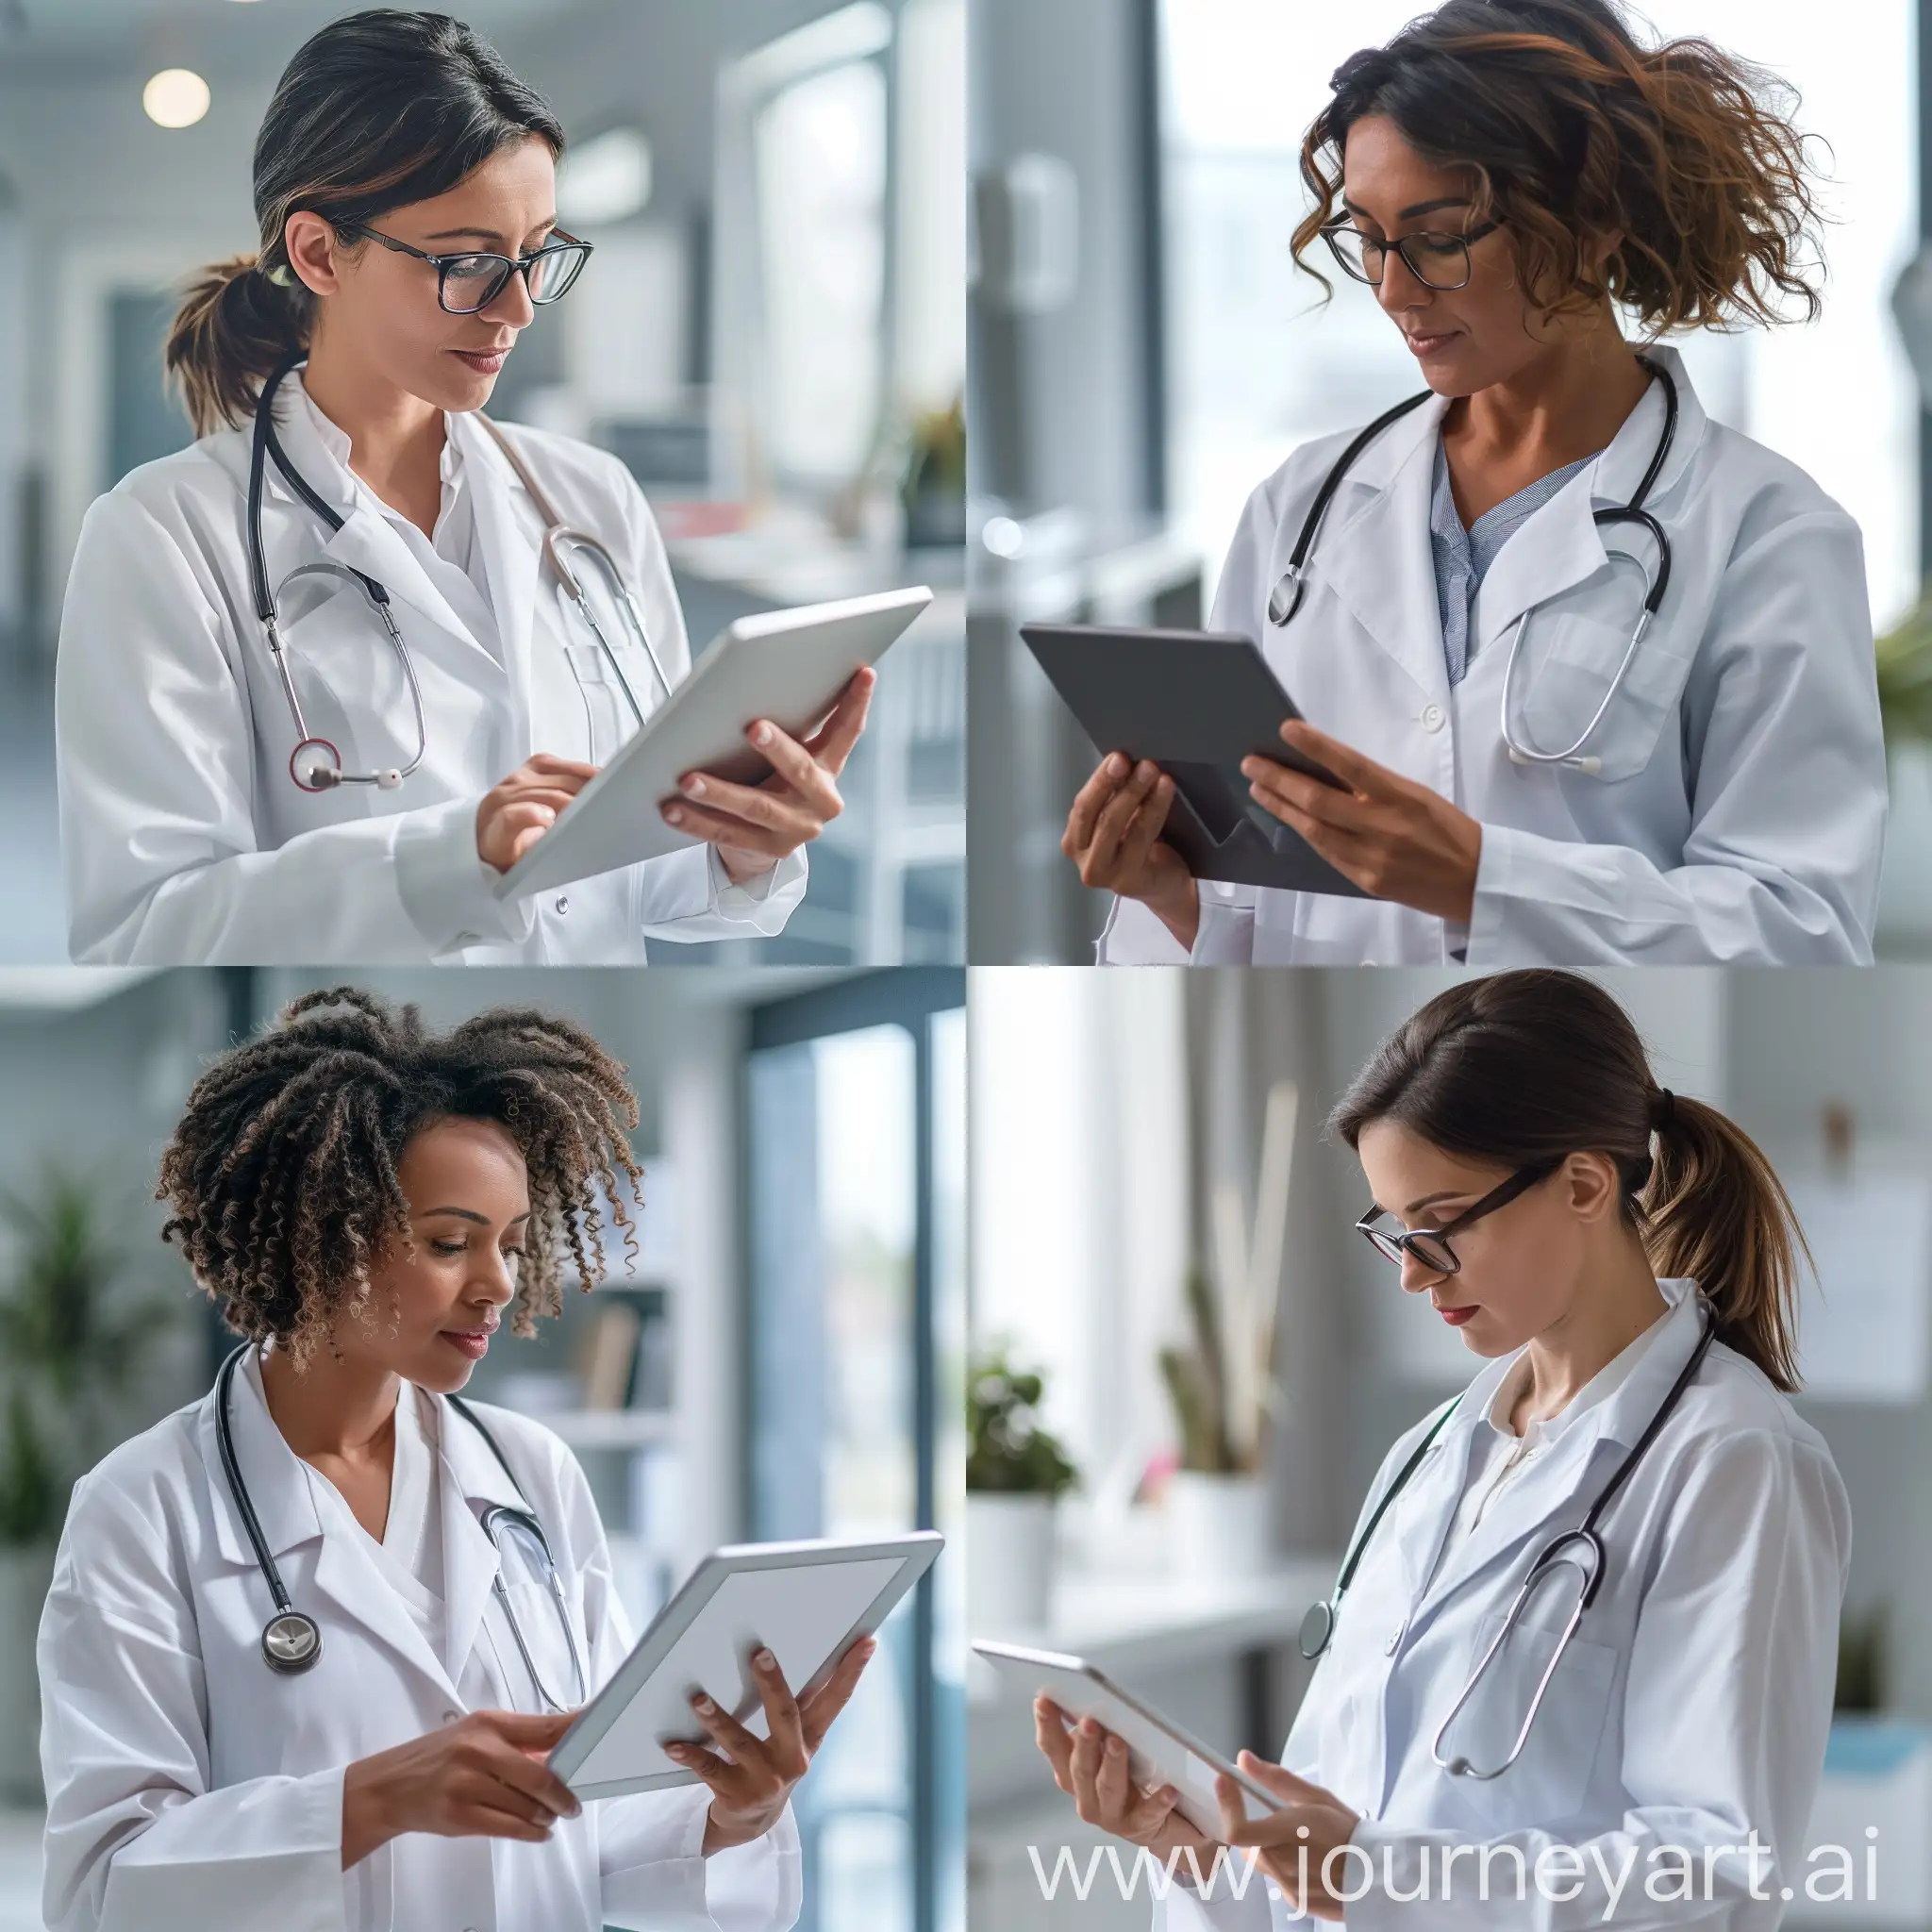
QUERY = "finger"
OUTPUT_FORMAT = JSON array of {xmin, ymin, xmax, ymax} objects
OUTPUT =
[
  {"xmin": 1124, "ymin": 1781, "xmax": 1184, "ymax": 1839},
  {"xmin": 493, "ymin": 801, "xmax": 558, "ymax": 849},
  {"xmin": 491, "ymin": 782, "xmax": 587, "ymax": 814},
  {"xmin": 457, "ymin": 1794, "xmax": 557, "ymax": 1842},
  {"xmin": 681, "ymin": 760, "xmax": 835, "ymax": 829},
  {"xmin": 1277, "ymin": 719, "xmax": 1374, "ymax": 791},
  {"xmin": 660, "ymin": 796, "xmax": 808, "ymax": 858},
  {"xmin": 476, "ymin": 1709, "xmax": 578, "ymax": 1748},
  {"xmin": 474, "ymin": 1740, "xmax": 581, "ymax": 1821},
  {"xmin": 748, "ymin": 1647, "xmax": 808, "ymax": 1774},
  {"xmin": 799, "ymin": 668, "xmax": 876, "ymax": 774},
  {"xmin": 662, "ymin": 1737, "xmax": 744, "ymax": 1797},
  {"xmin": 1113, "ymin": 776, "xmax": 1175, "ymax": 876},
  {"xmin": 1094, "ymin": 1730, "xmax": 1134, "ymax": 1822},
  {"xmin": 799, "ymin": 1635, "xmax": 876, "ymax": 1752},
  {"xmin": 1242, "ymin": 759, "xmax": 1365, "ymax": 832},
  {"xmin": 1063, "ymin": 757, "xmax": 1130, "ymax": 854},
  {"xmin": 1066, "ymin": 1718, "xmax": 1107, "ymax": 1820},
  {"xmin": 1034, "ymin": 1699, "xmax": 1076, "ymax": 1790},
  {"xmin": 521, "ymin": 754, "xmax": 601, "ymax": 781},
  {"xmin": 731, "ymin": 720, "xmax": 829, "ymax": 801},
  {"xmin": 686, "ymin": 1690, "xmax": 769, "ymax": 1771},
  {"xmin": 1235, "ymin": 1750, "xmax": 1328, "ymax": 1803},
  {"xmin": 1081, "ymin": 761, "xmax": 1160, "ymax": 879}
]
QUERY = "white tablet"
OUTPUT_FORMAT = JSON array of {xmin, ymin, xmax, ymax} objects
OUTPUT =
[
  {"xmin": 553, "ymin": 1532, "xmax": 943, "ymax": 1801},
  {"xmin": 495, "ymin": 585, "xmax": 935, "ymax": 899},
  {"xmin": 974, "ymin": 1639, "xmax": 1278, "ymax": 1837}
]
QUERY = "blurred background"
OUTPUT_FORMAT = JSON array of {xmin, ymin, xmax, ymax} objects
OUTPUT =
[
  {"xmin": 0, "ymin": 962, "xmax": 965, "ymax": 1932},
  {"xmin": 0, "ymin": 0, "xmax": 966, "ymax": 966},
  {"xmin": 967, "ymin": 966, "xmax": 1932, "ymax": 1928},
  {"xmin": 967, "ymin": 0, "xmax": 1932, "ymax": 963}
]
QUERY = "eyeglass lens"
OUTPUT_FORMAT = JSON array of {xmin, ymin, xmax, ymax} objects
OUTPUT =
[
  {"xmin": 441, "ymin": 243, "xmax": 591, "ymax": 313},
  {"xmin": 1326, "ymin": 226, "xmax": 1473, "ymax": 290},
  {"xmin": 1363, "ymin": 1224, "xmax": 1458, "ymax": 1272}
]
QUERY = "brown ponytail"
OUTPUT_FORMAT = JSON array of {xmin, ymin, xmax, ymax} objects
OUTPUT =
[
  {"xmin": 164, "ymin": 8, "xmax": 566, "ymax": 439},
  {"xmin": 1329, "ymin": 969, "xmax": 1807, "ymax": 1392},
  {"xmin": 165, "ymin": 255, "xmax": 311, "ymax": 440},
  {"xmin": 1291, "ymin": 0, "xmax": 1825, "ymax": 335}
]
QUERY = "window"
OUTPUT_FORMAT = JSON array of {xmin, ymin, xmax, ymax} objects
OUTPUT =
[{"xmin": 747, "ymin": 970, "xmax": 967, "ymax": 1932}]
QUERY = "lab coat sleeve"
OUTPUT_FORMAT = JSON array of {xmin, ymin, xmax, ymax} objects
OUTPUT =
[
  {"xmin": 608, "ymin": 462, "xmax": 809, "ymax": 944},
  {"xmin": 55, "ymin": 488, "xmax": 538, "ymax": 965},
  {"xmin": 1466, "ymin": 510, "xmax": 1886, "ymax": 965},
  {"xmin": 1340, "ymin": 1426, "xmax": 1849, "ymax": 1930},
  {"xmin": 552, "ymin": 1451, "xmax": 801, "ymax": 1932},
  {"xmin": 1095, "ymin": 883, "xmax": 1257, "ymax": 964},
  {"xmin": 38, "ymin": 1471, "xmax": 354, "ymax": 1932}
]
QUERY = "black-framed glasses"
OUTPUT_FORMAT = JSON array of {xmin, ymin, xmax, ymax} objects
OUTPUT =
[
  {"xmin": 1355, "ymin": 1159, "xmax": 1560, "ymax": 1274},
  {"xmin": 1320, "ymin": 217, "xmax": 1501, "ymax": 291},
  {"xmin": 340, "ymin": 224, "xmax": 594, "ymax": 314}
]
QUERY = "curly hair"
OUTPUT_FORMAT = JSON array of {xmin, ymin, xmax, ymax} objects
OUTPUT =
[
  {"xmin": 158, "ymin": 987, "xmax": 641, "ymax": 1367},
  {"xmin": 1291, "ymin": 0, "xmax": 1825, "ymax": 335}
]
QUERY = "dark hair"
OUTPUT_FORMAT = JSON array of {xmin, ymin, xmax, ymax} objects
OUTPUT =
[
  {"xmin": 164, "ymin": 8, "xmax": 566, "ymax": 437},
  {"xmin": 157, "ymin": 988, "xmax": 641, "ymax": 1367},
  {"xmin": 1328, "ymin": 969, "xmax": 1806, "ymax": 1392},
  {"xmin": 1291, "ymin": 0, "xmax": 1824, "ymax": 335}
]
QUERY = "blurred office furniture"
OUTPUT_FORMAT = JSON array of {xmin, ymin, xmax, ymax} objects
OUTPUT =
[
  {"xmin": 1790, "ymin": 1721, "xmax": 1932, "ymax": 1927},
  {"xmin": 747, "ymin": 970, "xmax": 966, "ymax": 1932}
]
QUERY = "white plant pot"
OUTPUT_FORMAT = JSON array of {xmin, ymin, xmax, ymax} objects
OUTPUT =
[
  {"xmin": 0, "ymin": 1544, "xmax": 56, "ymax": 1806},
  {"xmin": 968, "ymin": 1491, "xmax": 1058, "ymax": 1635},
  {"xmin": 1167, "ymin": 1471, "xmax": 1271, "ymax": 1581}
]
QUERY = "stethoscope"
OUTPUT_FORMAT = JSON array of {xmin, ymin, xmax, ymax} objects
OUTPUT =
[
  {"xmin": 245, "ymin": 353, "xmax": 675, "ymax": 795},
  {"xmin": 1297, "ymin": 1295, "xmax": 1717, "ymax": 1781},
  {"xmin": 1267, "ymin": 355, "xmax": 1677, "ymax": 777},
  {"xmin": 214, "ymin": 1342, "xmax": 589, "ymax": 1711}
]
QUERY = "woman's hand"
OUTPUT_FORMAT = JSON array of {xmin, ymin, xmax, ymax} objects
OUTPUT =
[
  {"xmin": 1241, "ymin": 721, "xmax": 1482, "ymax": 923},
  {"xmin": 1033, "ymin": 1699, "xmax": 1220, "ymax": 1870},
  {"xmin": 341, "ymin": 1708, "xmax": 581, "ymax": 1869},
  {"xmin": 659, "ymin": 668, "xmax": 877, "ymax": 886},
  {"xmin": 1061, "ymin": 756, "xmax": 1200, "ymax": 949},
  {"xmin": 476, "ymin": 755, "xmax": 599, "ymax": 872},
  {"xmin": 669, "ymin": 1635, "xmax": 876, "ymax": 1855},
  {"xmin": 1215, "ymin": 1755, "xmax": 1362, "ymax": 1922}
]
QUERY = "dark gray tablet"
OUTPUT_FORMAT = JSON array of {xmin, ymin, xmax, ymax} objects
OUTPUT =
[{"xmin": 1020, "ymin": 624, "xmax": 1366, "ymax": 897}]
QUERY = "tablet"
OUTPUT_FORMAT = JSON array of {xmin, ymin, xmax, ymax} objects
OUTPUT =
[
  {"xmin": 974, "ymin": 1639, "xmax": 1279, "ymax": 1838},
  {"xmin": 552, "ymin": 1531, "xmax": 943, "ymax": 1801},
  {"xmin": 496, "ymin": 586, "xmax": 935, "ymax": 900},
  {"xmin": 1019, "ymin": 624, "xmax": 1367, "ymax": 897}
]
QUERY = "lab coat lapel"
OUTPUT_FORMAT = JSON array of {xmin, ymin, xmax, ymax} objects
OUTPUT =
[
  {"xmin": 458, "ymin": 412, "xmax": 543, "ymax": 752},
  {"xmin": 1312, "ymin": 390, "xmax": 1455, "ymax": 706},
  {"xmin": 195, "ymin": 1356, "xmax": 464, "ymax": 1705},
  {"xmin": 437, "ymin": 1395, "xmax": 533, "ymax": 1688},
  {"xmin": 1388, "ymin": 1416, "xmax": 1476, "ymax": 1612},
  {"xmin": 1468, "ymin": 342, "xmax": 1711, "ymax": 663}
]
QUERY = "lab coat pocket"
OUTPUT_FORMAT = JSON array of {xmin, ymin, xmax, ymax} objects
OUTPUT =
[
  {"xmin": 266, "ymin": 579, "xmax": 424, "ymax": 780},
  {"xmin": 1510, "ymin": 600, "xmax": 1695, "ymax": 785},
  {"xmin": 1446, "ymin": 1610, "xmax": 1617, "ymax": 1823}
]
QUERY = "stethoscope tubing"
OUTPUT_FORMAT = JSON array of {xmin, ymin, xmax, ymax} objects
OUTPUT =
[
  {"xmin": 214, "ymin": 1340, "xmax": 582, "ymax": 1702},
  {"xmin": 1268, "ymin": 355, "xmax": 1679, "ymax": 775},
  {"xmin": 249, "ymin": 353, "xmax": 667, "ymax": 793},
  {"xmin": 1303, "ymin": 1297, "xmax": 1718, "ymax": 1781}
]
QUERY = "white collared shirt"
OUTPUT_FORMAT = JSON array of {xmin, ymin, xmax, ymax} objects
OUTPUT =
[
  {"xmin": 291, "ymin": 375, "xmax": 501, "ymax": 667},
  {"xmin": 1441, "ymin": 1300, "xmax": 1673, "ymax": 1554}
]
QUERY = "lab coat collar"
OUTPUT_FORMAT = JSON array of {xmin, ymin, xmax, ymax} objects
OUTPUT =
[
  {"xmin": 1468, "ymin": 342, "xmax": 1709, "ymax": 664},
  {"xmin": 1394, "ymin": 1278, "xmax": 1708, "ymax": 1624},
  {"xmin": 263, "ymin": 373, "xmax": 504, "ymax": 684},
  {"xmin": 195, "ymin": 1350, "xmax": 527, "ymax": 1709},
  {"xmin": 452, "ymin": 409, "xmax": 544, "ymax": 748}
]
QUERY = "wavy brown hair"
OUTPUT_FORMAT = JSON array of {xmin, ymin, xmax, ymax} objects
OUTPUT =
[
  {"xmin": 157, "ymin": 988, "xmax": 641, "ymax": 1367},
  {"xmin": 1329, "ymin": 969, "xmax": 1807, "ymax": 1392},
  {"xmin": 1291, "ymin": 0, "xmax": 1825, "ymax": 334}
]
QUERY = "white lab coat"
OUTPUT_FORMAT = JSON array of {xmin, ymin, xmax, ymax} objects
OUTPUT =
[
  {"xmin": 38, "ymin": 1360, "xmax": 801, "ymax": 1932},
  {"xmin": 1099, "ymin": 345, "xmax": 1887, "ymax": 966},
  {"xmin": 1158, "ymin": 1280, "xmax": 1850, "ymax": 1930},
  {"xmin": 54, "ymin": 375, "xmax": 808, "ymax": 964}
]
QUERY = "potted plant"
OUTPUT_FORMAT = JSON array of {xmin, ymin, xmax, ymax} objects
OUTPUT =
[
  {"xmin": 0, "ymin": 1172, "xmax": 179, "ymax": 1803},
  {"xmin": 967, "ymin": 1348, "xmax": 1077, "ymax": 1633},
  {"xmin": 1158, "ymin": 1080, "xmax": 1297, "ymax": 1581}
]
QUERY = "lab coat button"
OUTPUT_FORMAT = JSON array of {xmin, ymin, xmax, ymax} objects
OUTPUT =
[
  {"xmin": 441, "ymin": 1709, "xmax": 459, "ymax": 1725},
  {"xmin": 554, "ymin": 893, "xmax": 570, "ymax": 915},
  {"xmin": 1420, "ymin": 704, "xmax": 1446, "ymax": 733}
]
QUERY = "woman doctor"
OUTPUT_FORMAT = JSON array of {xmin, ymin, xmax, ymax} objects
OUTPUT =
[
  {"xmin": 1034, "ymin": 970, "xmax": 1849, "ymax": 1927},
  {"xmin": 39, "ymin": 989, "xmax": 872, "ymax": 1932},
  {"xmin": 1072, "ymin": 0, "xmax": 1886, "ymax": 967},
  {"xmin": 56, "ymin": 9, "xmax": 873, "ymax": 966}
]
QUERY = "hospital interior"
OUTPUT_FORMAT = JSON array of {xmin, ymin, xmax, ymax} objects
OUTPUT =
[
  {"xmin": 0, "ymin": 0, "xmax": 966, "ymax": 967},
  {"xmin": 968, "ymin": 0, "xmax": 1931, "ymax": 963},
  {"xmin": 0, "ymin": 963, "xmax": 965, "ymax": 1932},
  {"xmin": 967, "ymin": 966, "xmax": 1932, "ymax": 1928}
]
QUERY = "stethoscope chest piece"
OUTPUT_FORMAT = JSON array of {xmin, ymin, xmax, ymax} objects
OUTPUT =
[
  {"xmin": 262, "ymin": 1608, "xmax": 323, "ymax": 1674},
  {"xmin": 1299, "ymin": 1597, "xmax": 1337, "ymax": 1661}
]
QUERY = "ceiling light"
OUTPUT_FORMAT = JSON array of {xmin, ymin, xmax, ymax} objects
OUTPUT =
[{"xmin": 143, "ymin": 69, "xmax": 210, "ymax": 129}]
